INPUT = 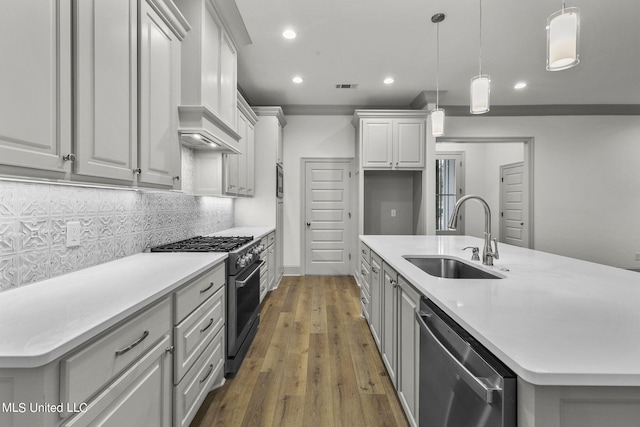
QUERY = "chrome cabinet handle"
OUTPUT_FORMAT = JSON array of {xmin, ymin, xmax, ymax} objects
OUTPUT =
[
  {"xmin": 415, "ymin": 312, "xmax": 500, "ymax": 403},
  {"xmin": 115, "ymin": 330, "xmax": 149, "ymax": 356},
  {"xmin": 361, "ymin": 249, "xmax": 366, "ymax": 254},
  {"xmin": 371, "ymin": 266, "xmax": 378, "ymax": 273},
  {"xmin": 200, "ymin": 282, "xmax": 214, "ymax": 293},
  {"xmin": 236, "ymin": 260, "xmax": 265, "ymax": 288},
  {"xmin": 63, "ymin": 153, "xmax": 76, "ymax": 162},
  {"xmin": 200, "ymin": 318, "xmax": 214, "ymax": 333},
  {"xmin": 199, "ymin": 364, "xmax": 214, "ymax": 384}
]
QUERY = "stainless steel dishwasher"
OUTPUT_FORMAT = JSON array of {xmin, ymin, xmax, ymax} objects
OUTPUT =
[{"xmin": 416, "ymin": 297, "xmax": 516, "ymax": 427}]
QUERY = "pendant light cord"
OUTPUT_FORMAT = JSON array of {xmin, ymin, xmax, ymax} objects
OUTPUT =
[
  {"xmin": 478, "ymin": 0, "xmax": 483, "ymax": 75},
  {"xmin": 436, "ymin": 22, "xmax": 440, "ymax": 109}
]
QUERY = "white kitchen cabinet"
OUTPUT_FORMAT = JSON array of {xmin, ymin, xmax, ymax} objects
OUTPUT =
[
  {"xmin": 235, "ymin": 107, "xmax": 286, "ymax": 287},
  {"xmin": 223, "ymin": 93, "xmax": 258, "ymax": 196},
  {"xmin": 354, "ymin": 112, "xmax": 426, "ymax": 170},
  {"xmin": 0, "ymin": 0, "xmax": 72, "ymax": 179},
  {"xmin": 373, "ymin": 259, "xmax": 421, "ymax": 426},
  {"xmin": 267, "ymin": 232, "xmax": 276, "ymax": 291},
  {"xmin": 397, "ymin": 275, "xmax": 420, "ymax": 427},
  {"xmin": 61, "ymin": 334, "xmax": 173, "ymax": 427},
  {"xmin": 74, "ymin": 0, "xmax": 138, "ymax": 183},
  {"xmin": 138, "ymin": 0, "xmax": 188, "ymax": 188},
  {"xmin": 381, "ymin": 261, "xmax": 398, "ymax": 386},
  {"xmin": 370, "ymin": 252, "xmax": 383, "ymax": 349},
  {"xmin": 176, "ymin": 0, "xmax": 249, "ymax": 152},
  {"xmin": 360, "ymin": 253, "xmax": 371, "ymax": 320}
]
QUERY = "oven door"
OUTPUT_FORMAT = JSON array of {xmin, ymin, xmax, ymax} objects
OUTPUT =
[{"xmin": 227, "ymin": 260, "xmax": 264, "ymax": 368}]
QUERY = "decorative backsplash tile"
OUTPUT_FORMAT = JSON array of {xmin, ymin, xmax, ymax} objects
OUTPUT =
[{"xmin": 0, "ymin": 179, "xmax": 234, "ymax": 291}]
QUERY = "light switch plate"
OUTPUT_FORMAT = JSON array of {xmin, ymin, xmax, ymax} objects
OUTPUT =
[{"xmin": 66, "ymin": 221, "xmax": 81, "ymax": 247}]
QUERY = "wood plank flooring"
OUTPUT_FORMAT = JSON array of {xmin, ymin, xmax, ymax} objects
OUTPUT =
[{"xmin": 190, "ymin": 275, "xmax": 409, "ymax": 427}]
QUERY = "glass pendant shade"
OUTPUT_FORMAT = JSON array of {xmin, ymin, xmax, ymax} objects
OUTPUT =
[
  {"xmin": 431, "ymin": 108, "xmax": 445, "ymax": 137},
  {"xmin": 470, "ymin": 74, "xmax": 490, "ymax": 114},
  {"xmin": 547, "ymin": 7, "xmax": 580, "ymax": 71}
]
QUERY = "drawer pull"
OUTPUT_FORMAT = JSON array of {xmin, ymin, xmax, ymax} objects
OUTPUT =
[
  {"xmin": 199, "ymin": 364, "xmax": 214, "ymax": 384},
  {"xmin": 361, "ymin": 249, "xmax": 366, "ymax": 254},
  {"xmin": 115, "ymin": 330, "xmax": 149, "ymax": 356},
  {"xmin": 200, "ymin": 282, "xmax": 214, "ymax": 293},
  {"xmin": 200, "ymin": 318, "xmax": 214, "ymax": 333}
]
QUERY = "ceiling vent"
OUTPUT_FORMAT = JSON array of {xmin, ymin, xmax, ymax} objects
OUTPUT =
[{"xmin": 335, "ymin": 83, "xmax": 359, "ymax": 89}]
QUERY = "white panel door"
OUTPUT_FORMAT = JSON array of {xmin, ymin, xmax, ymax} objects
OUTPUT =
[
  {"xmin": 75, "ymin": 0, "xmax": 137, "ymax": 182},
  {"xmin": 305, "ymin": 161, "xmax": 351, "ymax": 275},
  {"xmin": 0, "ymin": 0, "xmax": 72, "ymax": 174},
  {"xmin": 500, "ymin": 162, "xmax": 529, "ymax": 247}
]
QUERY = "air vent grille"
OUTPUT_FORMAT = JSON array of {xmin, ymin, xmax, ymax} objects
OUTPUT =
[{"xmin": 335, "ymin": 84, "xmax": 359, "ymax": 89}]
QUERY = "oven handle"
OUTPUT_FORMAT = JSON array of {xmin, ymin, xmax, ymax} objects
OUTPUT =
[
  {"xmin": 236, "ymin": 260, "xmax": 265, "ymax": 288},
  {"xmin": 416, "ymin": 311, "xmax": 500, "ymax": 404}
]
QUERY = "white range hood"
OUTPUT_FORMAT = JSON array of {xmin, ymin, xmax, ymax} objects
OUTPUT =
[{"xmin": 176, "ymin": 0, "xmax": 250, "ymax": 153}]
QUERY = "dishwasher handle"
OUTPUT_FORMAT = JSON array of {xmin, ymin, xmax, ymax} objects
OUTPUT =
[{"xmin": 416, "ymin": 311, "xmax": 500, "ymax": 404}]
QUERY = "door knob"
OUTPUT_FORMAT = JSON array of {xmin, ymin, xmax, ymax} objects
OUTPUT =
[
  {"xmin": 520, "ymin": 222, "xmax": 524, "ymax": 226},
  {"xmin": 306, "ymin": 222, "xmax": 311, "ymax": 228}
]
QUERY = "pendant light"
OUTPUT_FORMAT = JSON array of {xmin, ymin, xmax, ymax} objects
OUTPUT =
[
  {"xmin": 470, "ymin": 0, "xmax": 490, "ymax": 114},
  {"xmin": 546, "ymin": 1, "xmax": 580, "ymax": 71},
  {"xmin": 431, "ymin": 13, "xmax": 445, "ymax": 137}
]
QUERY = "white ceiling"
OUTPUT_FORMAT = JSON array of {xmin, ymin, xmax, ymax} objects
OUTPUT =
[{"xmin": 234, "ymin": 0, "xmax": 640, "ymax": 111}]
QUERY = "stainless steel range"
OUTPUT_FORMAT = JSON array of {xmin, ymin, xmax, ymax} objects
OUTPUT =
[{"xmin": 151, "ymin": 235, "xmax": 264, "ymax": 378}]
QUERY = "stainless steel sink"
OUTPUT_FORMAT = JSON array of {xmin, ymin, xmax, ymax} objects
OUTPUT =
[{"xmin": 403, "ymin": 256, "xmax": 503, "ymax": 279}]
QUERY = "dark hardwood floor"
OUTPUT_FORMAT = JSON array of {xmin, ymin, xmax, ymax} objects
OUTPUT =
[{"xmin": 190, "ymin": 275, "xmax": 409, "ymax": 427}]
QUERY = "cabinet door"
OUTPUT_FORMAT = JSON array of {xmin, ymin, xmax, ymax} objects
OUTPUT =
[
  {"xmin": 276, "ymin": 123, "xmax": 283, "ymax": 164},
  {"xmin": 361, "ymin": 119, "xmax": 393, "ymax": 168},
  {"xmin": 398, "ymin": 276, "xmax": 420, "ymax": 426},
  {"xmin": 394, "ymin": 119, "xmax": 425, "ymax": 168},
  {"xmin": 139, "ymin": 0, "xmax": 181, "ymax": 187},
  {"xmin": 246, "ymin": 123, "xmax": 255, "ymax": 196},
  {"xmin": 237, "ymin": 110, "xmax": 248, "ymax": 195},
  {"xmin": 219, "ymin": 32, "xmax": 237, "ymax": 127},
  {"xmin": 61, "ymin": 334, "xmax": 172, "ymax": 427},
  {"xmin": 381, "ymin": 262, "xmax": 398, "ymax": 386},
  {"xmin": 276, "ymin": 200, "xmax": 284, "ymax": 283},
  {"xmin": 370, "ymin": 253, "xmax": 382, "ymax": 349},
  {"xmin": 75, "ymin": 0, "xmax": 137, "ymax": 182},
  {"xmin": 0, "ymin": 0, "xmax": 72, "ymax": 175},
  {"xmin": 267, "ymin": 244, "xmax": 275, "ymax": 290}
]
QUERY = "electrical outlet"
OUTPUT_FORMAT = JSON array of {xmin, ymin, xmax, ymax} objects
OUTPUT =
[
  {"xmin": 635, "ymin": 253, "xmax": 640, "ymax": 262},
  {"xmin": 66, "ymin": 221, "xmax": 81, "ymax": 247},
  {"xmin": 391, "ymin": 209, "xmax": 396, "ymax": 217}
]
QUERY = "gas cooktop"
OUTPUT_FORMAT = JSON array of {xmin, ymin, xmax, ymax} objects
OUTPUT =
[{"xmin": 150, "ymin": 236, "xmax": 254, "ymax": 253}]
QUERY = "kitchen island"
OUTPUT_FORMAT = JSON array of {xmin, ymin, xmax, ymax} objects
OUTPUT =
[{"xmin": 361, "ymin": 235, "xmax": 640, "ymax": 427}]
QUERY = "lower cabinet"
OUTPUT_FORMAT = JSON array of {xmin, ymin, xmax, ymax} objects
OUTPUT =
[
  {"xmin": 375, "ymin": 257, "xmax": 420, "ymax": 427},
  {"xmin": 61, "ymin": 334, "xmax": 173, "ymax": 427}
]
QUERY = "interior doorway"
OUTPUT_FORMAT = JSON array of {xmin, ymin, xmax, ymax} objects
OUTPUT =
[
  {"xmin": 500, "ymin": 162, "xmax": 529, "ymax": 247},
  {"xmin": 302, "ymin": 159, "xmax": 352, "ymax": 275},
  {"xmin": 435, "ymin": 151, "xmax": 465, "ymax": 235}
]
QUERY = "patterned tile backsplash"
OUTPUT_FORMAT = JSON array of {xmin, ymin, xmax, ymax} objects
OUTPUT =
[{"xmin": 0, "ymin": 179, "xmax": 234, "ymax": 291}]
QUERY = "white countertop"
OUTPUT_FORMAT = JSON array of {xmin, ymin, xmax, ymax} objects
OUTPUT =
[
  {"xmin": 0, "ymin": 252, "xmax": 226, "ymax": 369},
  {"xmin": 361, "ymin": 235, "xmax": 640, "ymax": 387}
]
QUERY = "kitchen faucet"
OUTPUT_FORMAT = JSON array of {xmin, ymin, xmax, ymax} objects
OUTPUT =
[{"xmin": 447, "ymin": 195, "xmax": 499, "ymax": 266}]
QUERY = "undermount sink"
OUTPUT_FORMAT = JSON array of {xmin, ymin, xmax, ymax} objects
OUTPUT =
[{"xmin": 403, "ymin": 256, "xmax": 503, "ymax": 280}]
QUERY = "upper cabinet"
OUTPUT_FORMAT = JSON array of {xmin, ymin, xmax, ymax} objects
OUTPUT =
[
  {"xmin": 0, "ymin": 0, "xmax": 72, "ymax": 178},
  {"xmin": 176, "ymin": 0, "xmax": 250, "ymax": 153},
  {"xmin": 139, "ymin": 0, "xmax": 189, "ymax": 188},
  {"xmin": 74, "ymin": 0, "xmax": 139, "ymax": 183},
  {"xmin": 353, "ymin": 110, "xmax": 427, "ymax": 170},
  {"xmin": 224, "ymin": 93, "xmax": 258, "ymax": 197},
  {"xmin": 0, "ymin": 0, "xmax": 189, "ymax": 190}
]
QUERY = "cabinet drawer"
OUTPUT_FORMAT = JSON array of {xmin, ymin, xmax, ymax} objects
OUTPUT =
[
  {"xmin": 361, "ymin": 286, "xmax": 371, "ymax": 321},
  {"xmin": 260, "ymin": 235, "xmax": 268, "ymax": 248},
  {"xmin": 175, "ymin": 262, "xmax": 225, "ymax": 323},
  {"xmin": 267, "ymin": 231, "xmax": 275, "ymax": 246},
  {"xmin": 60, "ymin": 297, "xmax": 171, "ymax": 408},
  {"xmin": 360, "ymin": 242, "xmax": 371, "ymax": 264},
  {"xmin": 174, "ymin": 330, "xmax": 225, "ymax": 427},
  {"xmin": 174, "ymin": 286, "xmax": 225, "ymax": 383},
  {"xmin": 360, "ymin": 258, "xmax": 371, "ymax": 294},
  {"xmin": 61, "ymin": 334, "xmax": 172, "ymax": 427}
]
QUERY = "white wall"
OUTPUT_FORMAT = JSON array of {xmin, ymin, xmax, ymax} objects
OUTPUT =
[
  {"xmin": 282, "ymin": 115, "xmax": 356, "ymax": 272},
  {"xmin": 436, "ymin": 142, "xmax": 524, "ymax": 240},
  {"xmin": 445, "ymin": 116, "xmax": 640, "ymax": 269}
]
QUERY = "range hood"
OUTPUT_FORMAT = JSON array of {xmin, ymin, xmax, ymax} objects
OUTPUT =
[{"xmin": 177, "ymin": 0, "xmax": 251, "ymax": 154}]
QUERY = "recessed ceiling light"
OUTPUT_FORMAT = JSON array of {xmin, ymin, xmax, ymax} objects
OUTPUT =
[
  {"xmin": 292, "ymin": 76, "xmax": 303, "ymax": 84},
  {"xmin": 383, "ymin": 77, "xmax": 395, "ymax": 84},
  {"xmin": 282, "ymin": 29, "xmax": 297, "ymax": 40},
  {"xmin": 514, "ymin": 82, "xmax": 527, "ymax": 89}
]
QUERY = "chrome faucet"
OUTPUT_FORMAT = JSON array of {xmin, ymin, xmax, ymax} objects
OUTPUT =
[{"xmin": 448, "ymin": 195, "xmax": 499, "ymax": 266}]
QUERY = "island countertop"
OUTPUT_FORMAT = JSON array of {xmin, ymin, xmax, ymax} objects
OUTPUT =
[{"xmin": 360, "ymin": 235, "xmax": 640, "ymax": 387}]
